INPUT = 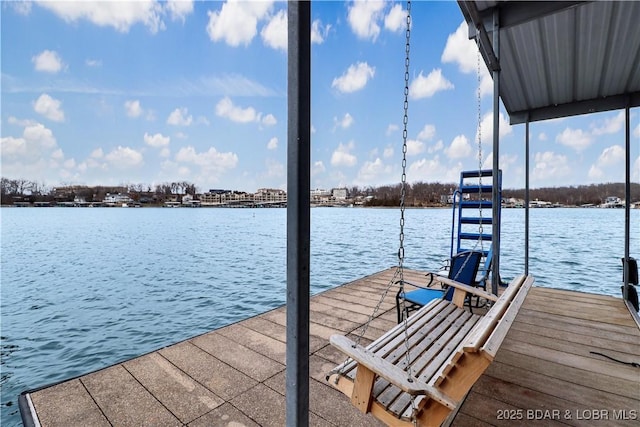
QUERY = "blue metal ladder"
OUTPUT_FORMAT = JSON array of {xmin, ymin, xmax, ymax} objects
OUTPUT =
[{"xmin": 450, "ymin": 169, "xmax": 502, "ymax": 262}]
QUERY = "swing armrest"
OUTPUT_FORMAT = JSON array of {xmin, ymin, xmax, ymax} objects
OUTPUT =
[
  {"xmin": 438, "ymin": 276, "xmax": 499, "ymax": 302},
  {"xmin": 330, "ymin": 335, "xmax": 457, "ymax": 410}
]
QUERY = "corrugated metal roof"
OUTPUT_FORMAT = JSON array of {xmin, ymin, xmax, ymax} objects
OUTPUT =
[{"xmin": 459, "ymin": 1, "xmax": 640, "ymax": 124}]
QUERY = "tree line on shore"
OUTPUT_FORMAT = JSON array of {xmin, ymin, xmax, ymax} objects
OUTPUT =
[
  {"xmin": 345, "ymin": 181, "xmax": 639, "ymax": 207},
  {"xmin": 1, "ymin": 176, "xmax": 638, "ymax": 206}
]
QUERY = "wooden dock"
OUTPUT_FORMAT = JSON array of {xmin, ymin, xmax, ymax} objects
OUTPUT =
[{"xmin": 20, "ymin": 268, "xmax": 640, "ymax": 426}]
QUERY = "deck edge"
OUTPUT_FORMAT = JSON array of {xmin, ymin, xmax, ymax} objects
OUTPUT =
[{"xmin": 18, "ymin": 392, "xmax": 40, "ymax": 427}]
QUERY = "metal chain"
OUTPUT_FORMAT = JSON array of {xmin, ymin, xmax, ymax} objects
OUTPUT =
[
  {"xmin": 476, "ymin": 35, "xmax": 484, "ymax": 254},
  {"xmin": 398, "ymin": 2, "xmax": 418, "ymax": 424}
]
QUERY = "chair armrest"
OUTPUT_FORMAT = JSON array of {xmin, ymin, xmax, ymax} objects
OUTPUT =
[
  {"xmin": 330, "ymin": 335, "xmax": 457, "ymax": 410},
  {"xmin": 396, "ymin": 278, "xmax": 444, "ymax": 291}
]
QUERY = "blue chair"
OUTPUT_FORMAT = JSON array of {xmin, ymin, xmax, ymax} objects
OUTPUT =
[{"xmin": 396, "ymin": 250, "xmax": 482, "ymax": 323}]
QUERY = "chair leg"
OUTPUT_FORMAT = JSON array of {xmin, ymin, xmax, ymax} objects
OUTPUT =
[{"xmin": 396, "ymin": 290, "xmax": 403, "ymax": 324}]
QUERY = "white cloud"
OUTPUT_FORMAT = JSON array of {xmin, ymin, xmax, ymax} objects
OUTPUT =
[
  {"xmin": 1, "ymin": 121, "xmax": 62, "ymax": 182},
  {"xmin": 417, "ymin": 124, "xmax": 436, "ymax": 141},
  {"xmin": 85, "ymin": 58, "xmax": 102, "ymax": 67},
  {"xmin": 90, "ymin": 148, "xmax": 104, "ymax": 158},
  {"xmin": 408, "ymin": 156, "xmax": 460, "ymax": 183},
  {"xmin": 481, "ymin": 152, "xmax": 519, "ymax": 174},
  {"xmin": 409, "ymin": 69, "xmax": 454, "ymax": 99},
  {"xmin": 588, "ymin": 145, "xmax": 625, "ymax": 180},
  {"xmin": 633, "ymin": 157, "xmax": 640, "ymax": 182},
  {"xmin": 175, "ymin": 145, "xmax": 239, "ymax": 177},
  {"xmin": 105, "ymin": 146, "xmax": 144, "ymax": 168},
  {"xmin": 144, "ymin": 132, "xmax": 170, "ymax": 148},
  {"xmin": 538, "ymin": 132, "xmax": 548, "ymax": 141},
  {"xmin": 596, "ymin": 145, "xmax": 624, "ymax": 167},
  {"xmin": 206, "ymin": 1, "xmax": 273, "ymax": 46},
  {"xmin": 63, "ymin": 158, "xmax": 76, "ymax": 169},
  {"xmin": 441, "ymin": 21, "xmax": 492, "ymax": 96},
  {"xmin": 36, "ymin": 1, "xmax": 174, "ymax": 33},
  {"xmin": 386, "ymin": 124, "xmax": 399, "ymax": 135},
  {"xmin": 384, "ymin": 4, "xmax": 405, "ymax": 32},
  {"xmin": 265, "ymin": 158, "xmax": 284, "ymax": 178},
  {"xmin": 587, "ymin": 164, "xmax": 603, "ymax": 180},
  {"xmin": 262, "ymin": 114, "xmax": 277, "ymax": 126},
  {"xmin": 347, "ymin": 0, "xmax": 385, "ymax": 41},
  {"xmin": 1, "ymin": 136, "xmax": 27, "ymax": 157},
  {"xmin": 32, "ymin": 50, "xmax": 65, "ymax": 73},
  {"xmin": 556, "ymin": 127, "xmax": 592, "ymax": 152},
  {"xmin": 165, "ymin": 0, "xmax": 194, "ymax": 22},
  {"xmin": 383, "ymin": 146, "xmax": 394, "ymax": 158},
  {"xmin": 51, "ymin": 148, "xmax": 64, "ymax": 160},
  {"xmin": 267, "ymin": 137, "xmax": 278, "ymax": 150},
  {"xmin": 477, "ymin": 111, "xmax": 512, "ymax": 146},
  {"xmin": 591, "ymin": 111, "xmax": 625, "ymax": 136},
  {"xmin": 428, "ymin": 140, "xmax": 444, "ymax": 154},
  {"xmin": 355, "ymin": 158, "xmax": 394, "ymax": 185},
  {"xmin": 311, "ymin": 19, "xmax": 331, "ymax": 44},
  {"xmin": 331, "ymin": 141, "xmax": 357, "ymax": 167},
  {"xmin": 445, "ymin": 135, "xmax": 472, "ymax": 159},
  {"xmin": 167, "ymin": 107, "xmax": 193, "ymax": 126},
  {"xmin": 442, "ymin": 22, "xmax": 476, "ymax": 73},
  {"xmin": 33, "ymin": 94, "xmax": 65, "ymax": 122},
  {"xmin": 312, "ymin": 161, "xmax": 326, "ymax": 176},
  {"xmin": 8, "ymin": 1, "xmax": 32, "ymax": 15},
  {"xmin": 634, "ymin": 124, "xmax": 640, "ymax": 138},
  {"xmin": 406, "ymin": 139, "xmax": 425, "ymax": 156},
  {"xmin": 261, "ymin": 9, "xmax": 287, "ymax": 51},
  {"xmin": 334, "ymin": 113, "xmax": 354, "ymax": 130},
  {"xmin": 532, "ymin": 151, "xmax": 570, "ymax": 182},
  {"xmin": 23, "ymin": 123, "xmax": 57, "ymax": 149},
  {"xmin": 124, "ymin": 100, "xmax": 143, "ymax": 118},
  {"xmin": 332, "ymin": 62, "xmax": 375, "ymax": 94},
  {"xmin": 215, "ymin": 97, "xmax": 259, "ymax": 123},
  {"xmin": 160, "ymin": 147, "xmax": 171, "ymax": 158}
]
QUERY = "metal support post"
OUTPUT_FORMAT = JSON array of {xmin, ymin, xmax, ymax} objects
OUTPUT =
[
  {"xmin": 525, "ymin": 118, "xmax": 530, "ymax": 276},
  {"xmin": 286, "ymin": 2, "xmax": 311, "ymax": 426},
  {"xmin": 491, "ymin": 9, "xmax": 501, "ymax": 294},
  {"xmin": 623, "ymin": 105, "xmax": 630, "ymax": 299}
]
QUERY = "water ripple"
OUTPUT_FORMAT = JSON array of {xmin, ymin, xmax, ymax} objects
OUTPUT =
[{"xmin": 1, "ymin": 207, "xmax": 638, "ymax": 426}]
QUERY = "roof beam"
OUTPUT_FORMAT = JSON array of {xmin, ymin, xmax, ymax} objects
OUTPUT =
[
  {"xmin": 480, "ymin": 1, "xmax": 587, "ymax": 30},
  {"xmin": 509, "ymin": 92, "xmax": 640, "ymax": 124}
]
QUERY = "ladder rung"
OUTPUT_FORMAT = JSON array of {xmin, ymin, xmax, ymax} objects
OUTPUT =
[
  {"xmin": 460, "ymin": 185, "xmax": 493, "ymax": 194},
  {"xmin": 460, "ymin": 169, "xmax": 493, "ymax": 178},
  {"xmin": 459, "ymin": 201, "xmax": 493, "ymax": 209},
  {"xmin": 459, "ymin": 232, "xmax": 493, "ymax": 241},
  {"xmin": 460, "ymin": 217, "xmax": 493, "ymax": 225}
]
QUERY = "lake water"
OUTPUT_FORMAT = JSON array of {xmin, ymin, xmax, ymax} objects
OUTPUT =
[{"xmin": 1, "ymin": 207, "xmax": 638, "ymax": 426}]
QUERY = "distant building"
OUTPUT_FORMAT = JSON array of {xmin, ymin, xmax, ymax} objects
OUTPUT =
[
  {"xmin": 332, "ymin": 188, "xmax": 348, "ymax": 201},
  {"xmin": 103, "ymin": 193, "xmax": 134, "ymax": 207},
  {"xmin": 255, "ymin": 188, "xmax": 287, "ymax": 203},
  {"xmin": 311, "ymin": 188, "xmax": 332, "ymax": 204},
  {"xmin": 182, "ymin": 194, "xmax": 201, "ymax": 207}
]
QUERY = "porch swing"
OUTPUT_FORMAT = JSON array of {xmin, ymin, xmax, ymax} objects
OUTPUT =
[{"xmin": 325, "ymin": 3, "xmax": 534, "ymax": 425}]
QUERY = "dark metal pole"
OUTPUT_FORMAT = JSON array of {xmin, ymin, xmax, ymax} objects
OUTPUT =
[
  {"xmin": 623, "ymin": 105, "xmax": 630, "ymax": 300},
  {"xmin": 491, "ymin": 9, "xmax": 500, "ymax": 294},
  {"xmin": 525, "ymin": 118, "xmax": 530, "ymax": 276},
  {"xmin": 286, "ymin": 3, "xmax": 310, "ymax": 427}
]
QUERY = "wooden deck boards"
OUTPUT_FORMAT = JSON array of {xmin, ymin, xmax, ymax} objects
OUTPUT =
[
  {"xmin": 455, "ymin": 286, "xmax": 640, "ymax": 427},
  {"xmin": 21, "ymin": 269, "xmax": 640, "ymax": 426}
]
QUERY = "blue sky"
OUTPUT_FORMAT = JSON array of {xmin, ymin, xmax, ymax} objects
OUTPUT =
[{"xmin": 2, "ymin": 0, "xmax": 639, "ymax": 193}]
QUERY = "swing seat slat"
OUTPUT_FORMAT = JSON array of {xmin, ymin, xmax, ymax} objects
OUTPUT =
[{"xmin": 326, "ymin": 274, "xmax": 534, "ymax": 426}]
